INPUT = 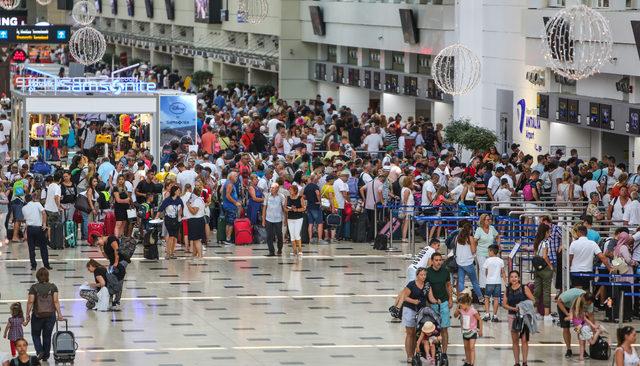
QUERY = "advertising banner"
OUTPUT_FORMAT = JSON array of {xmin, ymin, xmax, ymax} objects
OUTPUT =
[{"xmin": 159, "ymin": 95, "xmax": 197, "ymax": 147}]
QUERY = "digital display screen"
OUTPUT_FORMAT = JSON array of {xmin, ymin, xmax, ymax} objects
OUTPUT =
[
  {"xmin": 589, "ymin": 102, "xmax": 600, "ymax": 128},
  {"xmin": 537, "ymin": 94, "xmax": 549, "ymax": 119},
  {"xmin": 630, "ymin": 108, "xmax": 640, "ymax": 134},
  {"xmin": 558, "ymin": 98, "xmax": 568, "ymax": 122},
  {"xmin": 567, "ymin": 99, "xmax": 579, "ymax": 124},
  {"xmin": 95, "ymin": 0, "xmax": 102, "ymax": 13},
  {"xmin": 600, "ymin": 104, "xmax": 612, "ymax": 129},
  {"xmin": 145, "ymin": 0, "xmax": 153, "ymax": 18},
  {"xmin": 0, "ymin": 10, "xmax": 27, "ymax": 26},
  {"xmin": 194, "ymin": 0, "xmax": 222, "ymax": 23}
]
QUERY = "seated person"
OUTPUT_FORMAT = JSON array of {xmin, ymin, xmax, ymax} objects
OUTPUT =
[{"xmin": 416, "ymin": 321, "xmax": 441, "ymax": 362}]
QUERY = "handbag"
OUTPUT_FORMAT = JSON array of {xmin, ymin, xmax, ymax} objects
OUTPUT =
[
  {"xmin": 321, "ymin": 197, "xmax": 331, "ymax": 210},
  {"xmin": 446, "ymin": 238, "xmax": 459, "ymax": 272},
  {"xmin": 74, "ymin": 194, "xmax": 91, "ymax": 213},
  {"xmin": 344, "ymin": 202, "xmax": 353, "ymax": 216},
  {"xmin": 532, "ymin": 240, "xmax": 549, "ymax": 271},
  {"xmin": 126, "ymin": 208, "xmax": 137, "ymax": 220},
  {"xmin": 326, "ymin": 213, "xmax": 341, "ymax": 227}
]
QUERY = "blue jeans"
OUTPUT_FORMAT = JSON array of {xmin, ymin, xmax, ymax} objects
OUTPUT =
[
  {"xmin": 31, "ymin": 314, "xmax": 55, "ymax": 357},
  {"xmin": 337, "ymin": 209, "xmax": 350, "ymax": 240},
  {"xmin": 457, "ymin": 263, "xmax": 484, "ymax": 301},
  {"xmin": 81, "ymin": 211, "xmax": 90, "ymax": 240}
]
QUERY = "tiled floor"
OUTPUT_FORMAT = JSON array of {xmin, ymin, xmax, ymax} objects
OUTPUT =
[{"xmin": 0, "ymin": 240, "xmax": 628, "ymax": 365}]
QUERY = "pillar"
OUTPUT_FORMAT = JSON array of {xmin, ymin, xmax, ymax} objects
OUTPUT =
[
  {"xmin": 432, "ymin": 101, "xmax": 453, "ymax": 125},
  {"xmin": 382, "ymin": 93, "xmax": 416, "ymax": 119},
  {"xmin": 339, "ymin": 86, "xmax": 369, "ymax": 116}
]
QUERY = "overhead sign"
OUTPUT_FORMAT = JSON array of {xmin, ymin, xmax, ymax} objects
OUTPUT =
[
  {"xmin": 517, "ymin": 98, "xmax": 543, "ymax": 152},
  {"xmin": 10, "ymin": 49, "xmax": 27, "ymax": 63},
  {"xmin": 0, "ymin": 10, "xmax": 27, "ymax": 26},
  {"xmin": 159, "ymin": 95, "xmax": 197, "ymax": 146},
  {"xmin": 15, "ymin": 77, "xmax": 158, "ymax": 95},
  {"xmin": 0, "ymin": 25, "xmax": 70, "ymax": 44}
]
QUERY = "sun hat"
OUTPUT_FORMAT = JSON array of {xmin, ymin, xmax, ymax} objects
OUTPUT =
[{"xmin": 422, "ymin": 321, "xmax": 436, "ymax": 334}]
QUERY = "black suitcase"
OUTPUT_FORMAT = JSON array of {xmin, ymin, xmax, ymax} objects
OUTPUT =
[
  {"xmin": 352, "ymin": 213, "xmax": 369, "ymax": 243},
  {"xmin": 589, "ymin": 335, "xmax": 610, "ymax": 360},
  {"xmin": 143, "ymin": 244, "xmax": 159, "ymax": 260},
  {"xmin": 50, "ymin": 222, "xmax": 64, "ymax": 250},
  {"xmin": 53, "ymin": 319, "xmax": 77, "ymax": 364}
]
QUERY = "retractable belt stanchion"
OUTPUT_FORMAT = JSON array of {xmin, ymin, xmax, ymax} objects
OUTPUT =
[{"xmin": 387, "ymin": 205, "xmax": 399, "ymax": 252}]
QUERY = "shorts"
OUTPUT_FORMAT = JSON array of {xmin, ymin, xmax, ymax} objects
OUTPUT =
[
  {"xmin": 431, "ymin": 302, "xmax": 451, "ymax": 328},
  {"xmin": 46, "ymin": 211, "xmax": 60, "ymax": 227},
  {"xmin": 223, "ymin": 206, "xmax": 237, "ymax": 225},
  {"xmin": 570, "ymin": 272, "xmax": 592, "ymax": 289},
  {"xmin": 485, "ymin": 284, "xmax": 502, "ymax": 299},
  {"xmin": 11, "ymin": 199, "xmax": 24, "ymax": 221},
  {"xmin": 165, "ymin": 217, "xmax": 180, "ymax": 238},
  {"xmin": 558, "ymin": 309, "xmax": 572, "ymax": 329},
  {"xmin": 578, "ymin": 325, "xmax": 593, "ymax": 341},
  {"xmin": 307, "ymin": 208, "xmax": 323, "ymax": 225},
  {"xmin": 508, "ymin": 314, "xmax": 530, "ymax": 341},
  {"xmin": 462, "ymin": 330, "xmax": 478, "ymax": 340},
  {"xmin": 401, "ymin": 306, "xmax": 417, "ymax": 328}
]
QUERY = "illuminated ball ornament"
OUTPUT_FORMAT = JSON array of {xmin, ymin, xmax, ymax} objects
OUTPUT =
[
  {"xmin": 0, "ymin": 0, "xmax": 22, "ymax": 11},
  {"xmin": 238, "ymin": 0, "xmax": 268, "ymax": 24},
  {"xmin": 541, "ymin": 4, "xmax": 612, "ymax": 81},
  {"xmin": 36, "ymin": 0, "xmax": 52, "ymax": 5},
  {"xmin": 431, "ymin": 44, "xmax": 481, "ymax": 96},
  {"xmin": 69, "ymin": 27, "xmax": 106, "ymax": 66},
  {"xmin": 72, "ymin": 0, "xmax": 97, "ymax": 26}
]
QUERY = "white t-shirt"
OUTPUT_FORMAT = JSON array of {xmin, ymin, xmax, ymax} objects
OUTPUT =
[
  {"xmin": 363, "ymin": 133, "xmax": 383, "ymax": 153},
  {"xmin": 624, "ymin": 200, "xmax": 640, "ymax": 227},
  {"xmin": 177, "ymin": 169, "xmax": 198, "ymax": 190},
  {"xmin": 267, "ymin": 118, "xmax": 280, "ymax": 137},
  {"xmin": 583, "ymin": 180, "xmax": 599, "ymax": 199},
  {"xmin": 416, "ymin": 246, "xmax": 436, "ymax": 269},
  {"xmin": 181, "ymin": 192, "xmax": 194, "ymax": 220},
  {"xmin": 450, "ymin": 184, "xmax": 464, "ymax": 202},
  {"xmin": 550, "ymin": 167, "xmax": 565, "ymax": 193},
  {"xmin": 482, "ymin": 256, "xmax": 505, "ymax": 285},
  {"xmin": 495, "ymin": 187, "xmax": 512, "ymax": 207},
  {"xmin": 456, "ymin": 242, "xmax": 475, "ymax": 266},
  {"xmin": 487, "ymin": 175, "xmax": 514, "ymax": 196},
  {"xmin": 0, "ymin": 119, "xmax": 10, "ymax": 138},
  {"xmin": 44, "ymin": 182, "xmax": 61, "ymax": 212},
  {"xmin": 333, "ymin": 179, "xmax": 349, "ymax": 209},
  {"xmin": 421, "ymin": 180, "xmax": 436, "ymax": 206},
  {"xmin": 188, "ymin": 196, "xmax": 206, "ymax": 218},
  {"xmin": 22, "ymin": 201, "xmax": 44, "ymax": 226},
  {"xmin": 569, "ymin": 236, "xmax": 602, "ymax": 272}
]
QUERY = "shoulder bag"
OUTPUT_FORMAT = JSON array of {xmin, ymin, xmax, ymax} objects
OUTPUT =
[{"xmin": 532, "ymin": 240, "xmax": 549, "ymax": 272}]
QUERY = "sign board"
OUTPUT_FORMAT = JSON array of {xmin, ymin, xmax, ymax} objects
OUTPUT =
[
  {"xmin": 10, "ymin": 49, "xmax": 26, "ymax": 63},
  {"xmin": 15, "ymin": 77, "xmax": 158, "ymax": 95},
  {"xmin": 159, "ymin": 94, "xmax": 197, "ymax": 147},
  {"xmin": 0, "ymin": 10, "xmax": 27, "ymax": 27},
  {"xmin": 0, "ymin": 25, "xmax": 71, "ymax": 44}
]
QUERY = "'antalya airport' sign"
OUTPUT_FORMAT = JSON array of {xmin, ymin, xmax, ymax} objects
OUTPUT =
[
  {"xmin": 517, "ymin": 98, "xmax": 543, "ymax": 152},
  {"xmin": 15, "ymin": 77, "xmax": 157, "ymax": 95}
]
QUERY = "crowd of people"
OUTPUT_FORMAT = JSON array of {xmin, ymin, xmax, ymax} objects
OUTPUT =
[{"xmin": 2, "ymin": 59, "xmax": 640, "ymax": 364}]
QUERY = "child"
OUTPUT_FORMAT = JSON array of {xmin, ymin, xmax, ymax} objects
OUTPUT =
[
  {"xmin": 571, "ymin": 294, "xmax": 605, "ymax": 361},
  {"xmin": 3, "ymin": 303, "xmax": 24, "ymax": 357},
  {"xmin": 454, "ymin": 293, "xmax": 482, "ymax": 366},
  {"xmin": 415, "ymin": 321, "xmax": 441, "ymax": 364},
  {"xmin": 494, "ymin": 178, "xmax": 514, "ymax": 217},
  {"xmin": 482, "ymin": 244, "xmax": 507, "ymax": 322}
]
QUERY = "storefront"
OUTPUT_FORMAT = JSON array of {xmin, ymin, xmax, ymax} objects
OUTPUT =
[{"xmin": 9, "ymin": 77, "xmax": 197, "ymax": 164}]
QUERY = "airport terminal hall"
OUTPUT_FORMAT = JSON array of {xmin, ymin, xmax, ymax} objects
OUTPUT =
[{"xmin": 2, "ymin": 0, "xmax": 640, "ymax": 365}]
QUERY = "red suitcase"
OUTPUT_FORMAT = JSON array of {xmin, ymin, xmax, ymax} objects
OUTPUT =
[
  {"xmin": 233, "ymin": 218, "xmax": 253, "ymax": 245},
  {"xmin": 104, "ymin": 210, "xmax": 116, "ymax": 236},
  {"xmin": 87, "ymin": 222, "xmax": 104, "ymax": 246}
]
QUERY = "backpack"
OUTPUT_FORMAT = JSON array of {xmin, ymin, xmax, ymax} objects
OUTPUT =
[
  {"xmin": 13, "ymin": 180, "xmax": 25, "ymax": 197},
  {"xmin": 97, "ymin": 191, "xmax": 111, "ymax": 210},
  {"xmin": 373, "ymin": 235, "xmax": 388, "ymax": 250},
  {"xmin": 34, "ymin": 287, "xmax": 55, "ymax": 318},
  {"xmin": 104, "ymin": 270, "xmax": 122, "ymax": 296},
  {"xmin": 392, "ymin": 175, "xmax": 404, "ymax": 199},
  {"xmin": 523, "ymin": 181, "xmax": 535, "ymax": 201},
  {"xmin": 357, "ymin": 172, "xmax": 367, "ymax": 190},
  {"xmin": 445, "ymin": 230, "xmax": 460, "ymax": 250},
  {"xmin": 589, "ymin": 336, "xmax": 610, "ymax": 360}
]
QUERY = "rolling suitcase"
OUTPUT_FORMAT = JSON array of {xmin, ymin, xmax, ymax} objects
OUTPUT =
[
  {"xmin": 217, "ymin": 216, "xmax": 231, "ymax": 243},
  {"xmin": 233, "ymin": 217, "xmax": 253, "ymax": 245},
  {"xmin": 53, "ymin": 319, "xmax": 77, "ymax": 364},
  {"xmin": 87, "ymin": 222, "xmax": 104, "ymax": 246},
  {"xmin": 143, "ymin": 243, "xmax": 159, "ymax": 260},
  {"xmin": 50, "ymin": 222, "xmax": 64, "ymax": 250},
  {"xmin": 104, "ymin": 210, "xmax": 116, "ymax": 236},
  {"xmin": 64, "ymin": 212, "xmax": 77, "ymax": 248},
  {"xmin": 352, "ymin": 213, "xmax": 369, "ymax": 243}
]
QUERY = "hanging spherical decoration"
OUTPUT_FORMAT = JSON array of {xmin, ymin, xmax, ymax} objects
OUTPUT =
[
  {"xmin": 68, "ymin": 27, "xmax": 106, "ymax": 66},
  {"xmin": 541, "ymin": 4, "xmax": 612, "ymax": 81},
  {"xmin": 72, "ymin": 0, "xmax": 97, "ymax": 26},
  {"xmin": 237, "ymin": 0, "xmax": 268, "ymax": 24},
  {"xmin": 0, "ymin": 0, "xmax": 22, "ymax": 11},
  {"xmin": 36, "ymin": 0, "xmax": 52, "ymax": 5},
  {"xmin": 431, "ymin": 43, "xmax": 481, "ymax": 96}
]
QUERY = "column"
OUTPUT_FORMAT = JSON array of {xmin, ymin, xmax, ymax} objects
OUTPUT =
[
  {"xmin": 339, "ymin": 86, "xmax": 369, "ymax": 116},
  {"xmin": 632, "ymin": 136, "xmax": 640, "ymax": 171},
  {"xmin": 382, "ymin": 93, "xmax": 416, "ymax": 119},
  {"xmin": 432, "ymin": 101, "xmax": 453, "ymax": 124}
]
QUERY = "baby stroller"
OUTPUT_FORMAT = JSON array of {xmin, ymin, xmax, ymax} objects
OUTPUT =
[{"xmin": 415, "ymin": 306, "xmax": 448, "ymax": 366}]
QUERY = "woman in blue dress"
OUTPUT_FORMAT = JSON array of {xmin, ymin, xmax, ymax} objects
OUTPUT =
[{"xmin": 246, "ymin": 174, "xmax": 264, "ymax": 225}]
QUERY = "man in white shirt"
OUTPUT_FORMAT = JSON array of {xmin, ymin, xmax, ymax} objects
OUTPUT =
[
  {"xmin": 487, "ymin": 167, "xmax": 513, "ymax": 201},
  {"xmin": 267, "ymin": 112, "xmax": 282, "ymax": 138},
  {"xmin": 583, "ymin": 172, "xmax": 599, "ymax": 199},
  {"xmin": 362, "ymin": 127, "xmax": 383, "ymax": 155},
  {"xmin": 421, "ymin": 173, "xmax": 438, "ymax": 206},
  {"xmin": 433, "ymin": 161, "xmax": 449, "ymax": 187},
  {"xmin": 333, "ymin": 170, "xmax": 350, "ymax": 240},
  {"xmin": 176, "ymin": 162, "xmax": 198, "ymax": 191},
  {"xmin": 623, "ymin": 197, "xmax": 640, "ymax": 229},
  {"xmin": 0, "ymin": 113, "xmax": 10, "ymax": 141},
  {"xmin": 257, "ymin": 169, "xmax": 275, "ymax": 197},
  {"xmin": 569, "ymin": 225, "xmax": 611, "ymax": 289},
  {"xmin": 22, "ymin": 193, "xmax": 51, "ymax": 270},
  {"xmin": 359, "ymin": 163, "xmax": 373, "ymax": 186},
  {"xmin": 43, "ymin": 175, "xmax": 62, "ymax": 241}
]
